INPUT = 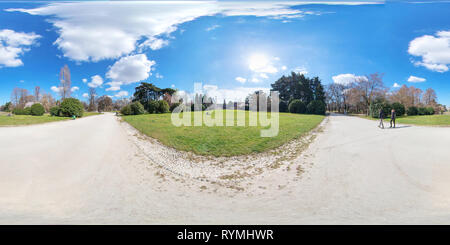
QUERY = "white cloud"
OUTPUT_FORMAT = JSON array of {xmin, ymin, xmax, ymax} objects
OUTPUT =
[
  {"xmin": 393, "ymin": 82, "xmax": 401, "ymax": 88},
  {"xmin": 7, "ymin": 1, "xmax": 325, "ymax": 62},
  {"xmin": 281, "ymin": 65, "xmax": 287, "ymax": 70},
  {"xmin": 202, "ymin": 84, "xmax": 270, "ymax": 102},
  {"xmin": 407, "ymin": 75, "xmax": 426, "ymax": 83},
  {"xmin": 408, "ymin": 31, "xmax": 450, "ymax": 72},
  {"xmin": 105, "ymin": 54, "xmax": 155, "ymax": 91},
  {"xmin": 71, "ymin": 86, "xmax": 79, "ymax": 92},
  {"xmin": 50, "ymin": 86, "xmax": 61, "ymax": 93},
  {"xmin": 248, "ymin": 54, "xmax": 278, "ymax": 74},
  {"xmin": 206, "ymin": 24, "xmax": 220, "ymax": 31},
  {"xmin": 88, "ymin": 75, "xmax": 103, "ymax": 88},
  {"xmin": 105, "ymin": 81, "xmax": 122, "ymax": 91},
  {"xmin": 235, "ymin": 77, "xmax": 247, "ymax": 83},
  {"xmin": 171, "ymin": 84, "xmax": 175, "ymax": 88},
  {"xmin": 294, "ymin": 66, "xmax": 308, "ymax": 75},
  {"xmin": 82, "ymin": 78, "xmax": 87, "ymax": 83},
  {"xmin": 155, "ymin": 73, "xmax": 163, "ymax": 79},
  {"xmin": 251, "ymin": 77, "xmax": 261, "ymax": 83},
  {"xmin": 139, "ymin": 37, "xmax": 169, "ymax": 51},
  {"xmin": 0, "ymin": 29, "xmax": 41, "ymax": 67},
  {"xmin": 114, "ymin": 91, "xmax": 129, "ymax": 98},
  {"xmin": 82, "ymin": 93, "xmax": 88, "ymax": 98},
  {"xmin": 332, "ymin": 73, "xmax": 367, "ymax": 85}
]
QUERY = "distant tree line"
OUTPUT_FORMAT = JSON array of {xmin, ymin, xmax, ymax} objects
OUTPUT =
[{"xmin": 325, "ymin": 72, "xmax": 446, "ymax": 117}]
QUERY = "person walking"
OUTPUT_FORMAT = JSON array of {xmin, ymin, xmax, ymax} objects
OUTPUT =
[
  {"xmin": 378, "ymin": 109, "xmax": 384, "ymax": 129},
  {"xmin": 390, "ymin": 109, "xmax": 396, "ymax": 128}
]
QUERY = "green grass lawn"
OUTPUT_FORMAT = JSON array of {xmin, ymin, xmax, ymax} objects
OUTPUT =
[
  {"xmin": 123, "ymin": 110, "xmax": 324, "ymax": 156},
  {"xmin": 0, "ymin": 111, "xmax": 101, "ymax": 126},
  {"xmin": 357, "ymin": 114, "xmax": 450, "ymax": 126},
  {"xmin": 0, "ymin": 114, "xmax": 69, "ymax": 126}
]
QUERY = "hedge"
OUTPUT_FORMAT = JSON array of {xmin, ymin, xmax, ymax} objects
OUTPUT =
[
  {"xmin": 288, "ymin": 99, "xmax": 306, "ymax": 114},
  {"xmin": 130, "ymin": 101, "xmax": 146, "ymax": 115},
  {"xmin": 307, "ymin": 100, "xmax": 326, "ymax": 115},
  {"xmin": 60, "ymin": 98, "xmax": 84, "ymax": 117},
  {"xmin": 30, "ymin": 103, "xmax": 45, "ymax": 116},
  {"xmin": 157, "ymin": 100, "xmax": 170, "ymax": 113}
]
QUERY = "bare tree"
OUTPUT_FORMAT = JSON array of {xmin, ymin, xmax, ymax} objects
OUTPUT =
[
  {"xmin": 18, "ymin": 89, "xmax": 33, "ymax": 108},
  {"xmin": 97, "ymin": 95, "xmax": 113, "ymax": 112},
  {"xmin": 11, "ymin": 87, "xmax": 21, "ymax": 108},
  {"xmin": 40, "ymin": 93, "xmax": 56, "ymax": 112},
  {"xmin": 88, "ymin": 87, "xmax": 97, "ymax": 112},
  {"xmin": 59, "ymin": 65, "xmax": 71, "ymax": 99},
  {"xmin": 422, "ymin": 88, "xmax": 437, "ymax": 106},
  {"xmin": 34, "ymin": 86, "xmax": 41, "ymax": 102},
  {"xmin": 354, "ymin": 73, "xmax": 386, "ymax": 115}
]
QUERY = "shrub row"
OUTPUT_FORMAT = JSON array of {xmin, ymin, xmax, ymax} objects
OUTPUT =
[
  {"xmin": 407, "ymin": 106, "xmax": 434, "ymax": 116},
  {"xmin": 121, "ymin": 100, "xmax": 171, "ymax": 116},
  {"xmin": 288, "ymin": 99, "xmax": 326, "ymax": 115},
  {"xmin": 12, "ymin": 103, "xmax": 45, "ymax": 116},
  {"xmin": 370, "ymin": 102, "xmax": 406, "ymax": 118},
  {"xmin": 49, "ymin": 98, "xmax": 84, "ymax": 117}
]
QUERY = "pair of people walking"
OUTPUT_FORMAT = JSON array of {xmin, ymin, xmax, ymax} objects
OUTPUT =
[{"xmin": 378, "ymin": 109, "xmax": 396, "ymax": 129}]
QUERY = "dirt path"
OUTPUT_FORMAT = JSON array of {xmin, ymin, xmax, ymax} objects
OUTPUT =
[{"xmin": 0, "ymin": 113, "xmax": 449, "ymax": 224}]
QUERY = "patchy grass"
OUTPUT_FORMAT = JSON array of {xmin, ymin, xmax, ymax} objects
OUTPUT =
[
  {"xmin": 0, "ymin": 111, "xmax": 101, "ymax": 126},
  {"xmin": 83, "ymin": 111, "xmax": 101, "ymax": 117},
  {"xmin": 123, "ymin": 110, "xmax": 324, "ymax": 156},
  {"xmin": 0, "ymin": 114, "xmax": 69, "ymax": 126},
  {"xmin": 357, "ymin": 114, "xmax": 450, "ymax": 126}
]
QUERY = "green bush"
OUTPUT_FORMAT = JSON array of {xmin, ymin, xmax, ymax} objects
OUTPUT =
[
  {"xmin": 407, "ymin": 106, "xmax": 418, "ymax": 116},
  {"xmin": 130, "ymin": 101, "xmax": 146, "ymax": 115},
  {"xmin": 391, "ymin": 102, "xmax": 405, "ymax": 117},
  {"xmin": 169, "ymin": 102, "xmax": 181, "ymax": 112},
  {"xmin": 425, "ymin": 107, "xmax": 435, "ymax": 115},
  {"xmin": 13, "ymin": 108, "xmax": 30, "ymax": 115},
  {"xmin": 30, "ymin": 103, "xmax": 45, "ymax": 116},
  {"xmin": 307, "ymin": 100, "xmax": 326, "ymax": 115},
  {"xmin": 157, "ymin": 100, "xmax": 170, "ymax": 113},
  {"xmin": 288, "ymin": 99, "xmax": 306, "ymax": 114},
  {"xmin": 370, "ymin": 101, "xmax": 391, "ymax": 118},
  {"xmin": 418, "ymin": 107, "xmax": 427, "ymax": 115},
  {"xmin": 50, "ymin": 106, "xmax": 60, "ymax": 116},
  {"xmin": 120, "ymin": 105, "xmax": 133, "ymax": 115},
  {"xmin": 60, "ymin": 98, "xmax": 84, "ymax": 117},
  {"xmin": 147, "ymin": 100, "xmax": 159, "ymax": 114},
  {"xmin": 279, "ymin": 101, "xmax": 288, "ymax": 112}
]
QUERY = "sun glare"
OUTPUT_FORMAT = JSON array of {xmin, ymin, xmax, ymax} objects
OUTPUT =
[{"xmin": 248, "ymin": 53, "xmax": 270, "ymax": 71}]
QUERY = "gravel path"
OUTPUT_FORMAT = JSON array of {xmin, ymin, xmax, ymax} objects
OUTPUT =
[{"xmin": 0, "ymin": 113, "xmax": 449, "ymax": 224}]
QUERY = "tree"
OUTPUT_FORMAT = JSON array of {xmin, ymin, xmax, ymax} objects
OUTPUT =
[
  {"xmin": 60, "ymin": 98, "xmax": 84, "ymax": 117},
  {"xmin": 133, "ymin": 82, "xmax": 161, "ymax": 108},
  {"xmin": 288, "ymin": 99, "xmax": 306, "ymax": 114},
  {"xmin": 18, "ymin": 88, "xmax": 33, "ymax": 109},
  {"xmin": 34, "ymin": 86, "xmax": 41, "ymax": 102},
  {"xmin": 40, "ymin": 93, "xmax": 56, "ymax": 112},
  {"xmin": 423, "ymin": 88, "xmax": 437, "ymax": 106},
  {"xmin": 30, "ymin": 103, "xmax": 45, "ymax": 116},
  {"xmin": 11, "ymin": 87, "xmax": 20, "ymax": 108},
  {"xmin": 59, "ymin": 65, "xmax": 71, "ymax": 99},
  {"xmin": 88, "ymin": 87, "xmax": 97, "ymax": 112},
  {"xmin": 271, "ymin": 72, "xmax": 325, "ymax": 109},
  {"xmin": 354, "ymin": 73, "xmax": 386, "ymax": 115},
  {"xmin": 97, "ymin": 95, "xmax": 113, "ymax": 111}
]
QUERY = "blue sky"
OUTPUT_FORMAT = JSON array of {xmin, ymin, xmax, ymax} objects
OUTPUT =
[{"xmin": 0, "ymin": 1, "xmax": 449, "ymax": 105}]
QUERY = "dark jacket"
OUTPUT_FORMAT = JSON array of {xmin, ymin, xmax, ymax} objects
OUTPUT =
[
  {"xmin": 391, "ymin": 111, "xmax": 396, "ymax": 119},
  {"xmin": 379, "ymin": 110, "xmax": 384, "ymax": 119}
]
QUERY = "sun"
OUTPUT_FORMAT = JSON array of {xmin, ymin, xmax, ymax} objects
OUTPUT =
[{"xmin": 248, "ymin": 53, "xmax": 270, "ymax": 71}]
